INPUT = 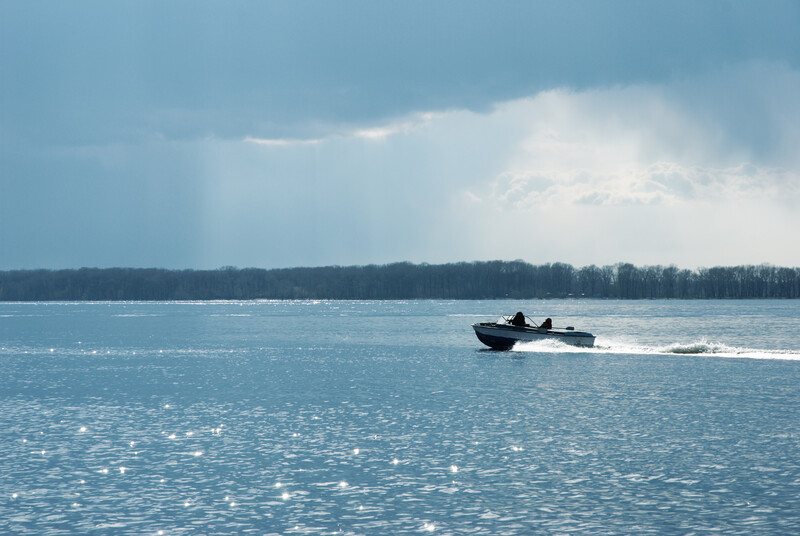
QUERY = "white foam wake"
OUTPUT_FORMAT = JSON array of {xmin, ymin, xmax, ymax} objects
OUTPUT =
[{"xmin": 512, "ymin": 337, "xmax": 800, "ymax": 361}]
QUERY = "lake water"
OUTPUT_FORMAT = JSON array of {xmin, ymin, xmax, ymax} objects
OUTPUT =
[{"xmin": 1, "ymin": 299, "xmax": 800, "ymax": 535}]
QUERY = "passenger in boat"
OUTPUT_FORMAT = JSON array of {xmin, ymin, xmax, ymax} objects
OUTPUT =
[
  {"xmin": 540, "ymin": 317, "xmax": 553, "ymax": 329},
  {"xmin": 510, "ymin": 311, "xmax": 526, "ymax": 326}
]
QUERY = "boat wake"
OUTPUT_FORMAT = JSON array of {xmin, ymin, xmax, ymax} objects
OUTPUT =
[{"xmin": 511, "ymin": 338, "xmax": 800, "ymax": 361}]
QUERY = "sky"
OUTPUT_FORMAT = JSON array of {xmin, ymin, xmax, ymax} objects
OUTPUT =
[{"xmin": 2, "ymin": 0, "xmax": 799, "ymax": 270}]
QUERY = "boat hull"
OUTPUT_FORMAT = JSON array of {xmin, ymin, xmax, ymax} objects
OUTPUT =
[{"xmin": 472, "ymin": 322, "xmax": 595, "ymax": 350}]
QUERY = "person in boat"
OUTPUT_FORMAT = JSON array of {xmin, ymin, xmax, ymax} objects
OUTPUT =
[
  {"xmin": 510, "ymin": 311, "xmax": 526, "ymax": 326},
  {"xmin": 540, "ymin": 317, "xmax": 553, "ymax": 329}
]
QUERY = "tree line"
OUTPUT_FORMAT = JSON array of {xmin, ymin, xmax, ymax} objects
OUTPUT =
[{"xmin": 1, "ymin": 262, "xmax": 799, "ymax": 301}]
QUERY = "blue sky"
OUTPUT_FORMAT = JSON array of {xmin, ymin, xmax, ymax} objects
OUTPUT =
[{"xmin": 2, "ymin": 1, "xmax": 799, "ymax": 269}]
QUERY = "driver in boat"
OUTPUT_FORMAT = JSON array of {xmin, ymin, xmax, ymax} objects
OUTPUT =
[
  {"xmin": 511, "ymin": 313, "xmax": 553, "ymax": 329},
  {"xmin": 511, "ymin": 311, "xmax": 553, "ymax": 329},
  {"xmin": 510, "ymin": 311, "xmax": 527, "ymax": 326}
]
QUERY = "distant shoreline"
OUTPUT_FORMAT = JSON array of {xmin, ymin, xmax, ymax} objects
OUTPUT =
[{"xmin": 2, "ymin": 262, "xmax": 799, "ymax": 301}]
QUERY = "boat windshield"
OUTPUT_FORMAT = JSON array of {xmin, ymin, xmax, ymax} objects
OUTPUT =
[{"xmin": 498, "ymin": 314, "xmax": 538, "ymax": 327}]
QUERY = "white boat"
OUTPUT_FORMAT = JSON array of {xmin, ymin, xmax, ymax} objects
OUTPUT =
[{"xmin": 472, "ymin": 314, "xmax": 595, "ymax": 349}]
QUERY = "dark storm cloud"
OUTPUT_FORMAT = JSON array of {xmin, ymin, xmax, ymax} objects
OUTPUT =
[{"xmin": 2, "ymin": 1, "xmax": 798, "ymax": 146}]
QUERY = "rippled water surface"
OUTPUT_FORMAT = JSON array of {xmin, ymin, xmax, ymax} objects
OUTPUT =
[{"xmin": 2, "ymin": 300, "xmax": 800, "ymax": 535}]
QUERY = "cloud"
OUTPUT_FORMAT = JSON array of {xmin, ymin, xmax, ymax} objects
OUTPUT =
[
  {"xmin": 3, "ymin": 60, "xmax": 799, "ymax": 269},
  {"xmin": 488, "ymin": 162, "xmax": 800, "ymax": 209},
  {"xmin": 438, "ymin": 62, "xmax": 800, "ymax": 267},
  {"xmin": 4, "ymin": 2, "xmax": 798, "ymax": 146},
  {"xmin": 243, "ymin": 112, "xmax": 438, "ymax": 147},
  {"xmin": 465, "ymin": 63, "xmax": 800, "ymax": 217},
  {"xmin": 243, "ymin": 136, "xmax": 323, "ymax": 147},
  {"xmin": 350, "ymin": 113, "xmax": 438, "ymax": 140},
  {"xmin": 228, "ymin": 62, "xmax": 800, "ymax": 268}
]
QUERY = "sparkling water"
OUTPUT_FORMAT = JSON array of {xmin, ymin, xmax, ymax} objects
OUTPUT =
[{"xmin": 2, "ymin": 300, "xmax": 800, "ymax": 535}]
